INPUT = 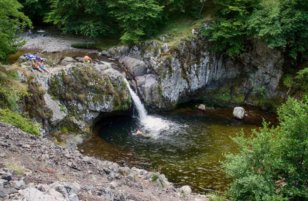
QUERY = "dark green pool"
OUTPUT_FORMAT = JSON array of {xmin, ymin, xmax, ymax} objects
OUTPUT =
[{"xmin": 79, "ymin": 107, "xmax": 275, "ymax": 193}]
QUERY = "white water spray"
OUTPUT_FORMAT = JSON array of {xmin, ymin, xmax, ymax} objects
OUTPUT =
[
  {"xmin": 124, "ymin": 78, "xmax": 180, "ymax": 138},
  {"xmin": 124, "ymin": 79, "xmax": 147, "ymax": 120}
]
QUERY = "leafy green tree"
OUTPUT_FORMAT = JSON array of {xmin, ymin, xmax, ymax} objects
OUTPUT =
[
  {"xmin": 107, "ymin": 0, "xmax": 163, "ymax": 43},
  {"xmin": 0, "ymin": 0, "xmax": 31, "ymax": 62},
  {"xmin": 46, "ymin": 0, "xmax": 116, "ymax": 38},
  {"xmin": 203, "ymin": 0, "xmax": 308, "ymax": 61},
  {"xmin": 158, "ymin": 0, "xmax": 207, "ymax": 18},
  {"xmin": 223, "ymin": 97, "xmax": 308, "ymax": 200},
  {"xmin": 248, "ymin": 0, "xmax": 308, "ymax": 61},
  {"xmin": 203, "ymin": 0, "xmax": 260, "ymax": 57}
]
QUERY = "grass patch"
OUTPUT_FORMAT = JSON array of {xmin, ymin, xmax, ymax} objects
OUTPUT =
[
  {"xmin": 0, "ymin": 109, "xmax": 41, "ymax": 135},
  {"xmin": 150, "ymin": 173, "xmax": 159, "ymax": 182},
  {"xmin": 207, "ymin": 193, "xmax": 226, "ymax": 201},
  {"xmin": 153, "ymin": 17, "xmax": 205, "ymax": 47},
  {"xmin": 5, "ymin": 161, "xmax": 26, "ymax": 176},
  {"xmin": 0, "ymin": 65, "xmax": 28, "ymax": 110}
]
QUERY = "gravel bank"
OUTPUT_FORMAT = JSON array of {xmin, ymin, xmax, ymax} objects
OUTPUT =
[{"xmin": 0, "ymin": 122, "xmax": 208, "ymax": 201}]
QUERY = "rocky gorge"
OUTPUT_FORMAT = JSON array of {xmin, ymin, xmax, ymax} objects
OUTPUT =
[
  {"xmin": 12, "ymin": 31, "xmax": 287, "ymax": 134},
  {"xmin": 0, "ymin": 30, "xmax": 290, "ymax": 200},
  {"xmin": 107, "ymin": 35, "xmax": 285, "ymax": 110}
]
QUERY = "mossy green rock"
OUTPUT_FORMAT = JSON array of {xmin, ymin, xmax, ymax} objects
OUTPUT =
[{"xmin": 49, "ymin": 64, "xmax": 132, "ymax": 128}]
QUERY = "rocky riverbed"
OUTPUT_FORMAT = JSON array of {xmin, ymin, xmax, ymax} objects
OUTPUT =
[{"xmin": 0, "ymin": 122, "xmax": 208, "ymax": 201}]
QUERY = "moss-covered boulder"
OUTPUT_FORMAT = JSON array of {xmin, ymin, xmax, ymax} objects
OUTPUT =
[{"xmin": 48, "ymin": 63, "xmax": 132, "ymax": 132}]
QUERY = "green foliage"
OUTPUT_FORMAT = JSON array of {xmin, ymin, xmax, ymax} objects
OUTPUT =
[
  {"xmin": 28, "ymin": 0, "xmax": 206, "ymax": 43},
  {"xmin": 282, "ymin": 74, "xmax": 293, "ymax": 89},
  {"xmin": 207, "ymin": 193, "xmax": 226, "ymax": 201},
  {"xmin": 46, "ymin": 0, "xmax": 115, "ymax": 38},
  {"xmin": 203, "ymin": 0, "xmax": 308, "ymax": 60},
  {"xmin": 107, "ymin": 0, "xmax": 163, "ymax": 43},
  {"xmin": 158, "ymin": 0, "xmax": 207, "ymax": 18},
  {"xmin": 0, "ymin": 109, "xmax": 41, "ymax": 135},
  {"xmin": 293, "ymin": 67, "xmax": 308, "ymax": 94},
  {"xmin": 203, "ymin": 0, "xmax": 259, "ymax": 57},
  {"xmin": 0, "ymin": 65, "xmax": 28, "ymax": 110},
  {"xmin": 0, "ymin": 0, "xmax": 31, "ymax": 62},
  {"xmin": 223, "ymin": 97, "xmax": 308, "ymax": 200},
  {"xmin": 248, "ymin": 0, "xmax": 308, "ymax": 60}
]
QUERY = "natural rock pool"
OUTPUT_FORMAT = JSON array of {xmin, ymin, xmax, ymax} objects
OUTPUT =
[{"xmin": 79, "ymin": 107, "xmax": 276, "ymax": 193}]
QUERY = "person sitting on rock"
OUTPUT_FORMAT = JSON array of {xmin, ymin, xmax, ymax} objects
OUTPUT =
[
  {"xmin": 37, "ymin": 60, "xmax": 50, "ymax": 73},
  {"xmin": 31, "ymin": 60, "xmax": 43, "ymax": 72},
  {"xmin": 83, "ymin": 55, "xmax": 92, "ymax": 63}
]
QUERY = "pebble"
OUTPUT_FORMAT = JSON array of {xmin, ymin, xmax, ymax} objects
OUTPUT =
[
  {"xmin": 180, "ymin": 185, "xmax": 192, "ymax": 196},
  {"xmin": 0, "ymin": 122, "xmax": 207, "ymax": 201},
  {"xmin": 11, "ymin": 180, "xmax": 26, "ymax": 190},
  {"xmin": 1, "ymin": 174, "xmax": 12, "ymax": 182}
]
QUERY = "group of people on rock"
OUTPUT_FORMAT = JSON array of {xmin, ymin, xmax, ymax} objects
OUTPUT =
[
  {"xmin": 24, "ymin": 54, "xmax": 93, "ymax": 74},
  {"xmin": 24, "ymin": 54, "xmax": 49, "ymax": 73}
]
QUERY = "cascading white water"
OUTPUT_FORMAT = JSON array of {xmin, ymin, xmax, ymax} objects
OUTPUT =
[
  {"xmin": 124, "ymin": 78, "xmax": 181, "ymax": 138},
  {"xmin": 124, "ymin": 79, "xmax": 147, "ymax": 120}
]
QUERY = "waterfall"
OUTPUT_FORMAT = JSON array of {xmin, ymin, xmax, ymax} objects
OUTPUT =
[
  {"xmin": 124, "ymin": 78, "xmax": 183, "ymax": 138},
  {"xmin": 123, "ymin": 79, "xmax": 147, "ymax": 120}
]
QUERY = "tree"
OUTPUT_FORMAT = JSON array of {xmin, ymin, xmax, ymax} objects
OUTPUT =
[
  {"xmin": 107, "ymin": 0, "xmax": 163, "ymax": 44},
  {"xmin": 0, "ymin": 0, "xmax": 31, "ymax": 62},
  {"xmin": 203, "ymin": 0, "xmax": 308, "ymax": 61},
  {"xmin": 248, "ymin": 0, "xmax": 308, "ymax": 61},
  {"xmin": 46, "ymin": 0, "xmax": 116, "ymax": 38},
  {"xmin": 202, "ymin": 0, "xmax": 260, "ymax": 57},
  {"xmin": 223, "ymin": 97, "xmax": 308, "ymax": 200}
]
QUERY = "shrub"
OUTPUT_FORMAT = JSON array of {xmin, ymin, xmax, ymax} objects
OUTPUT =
[
  {"xmin": 0, "ymin": 109, "xmax": 41, "ymax": 135},
  {"xmin": 0, "ymin": 0, "xmax": 31, "ymax": 62},
  {"xmin": 0, "ymin": 65, "xmax": 28, "ymax": 110},
  {"xmin": 223, "ymin": 97, "xmax": 308, "ymax": 200}
]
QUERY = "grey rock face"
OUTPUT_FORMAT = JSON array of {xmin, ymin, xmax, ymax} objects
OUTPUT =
[
  {"xmin": 61, "ymin": 57, "xmax": 76, "ymax": 65},
  {"xmin": 43, "ymin": 93, "xmax": 67, "ymax": 125},
  {"xmin": 108, "ymin": 36, "xmax": 284, "ymax": 109},
  {"xmin": 119, "ymin": 56, "xmax": 147, "ymax": 76}
]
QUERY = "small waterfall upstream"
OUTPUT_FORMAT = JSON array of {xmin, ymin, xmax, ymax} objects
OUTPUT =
[{"xmin": 124, "ymin": 78, "xmax": 180, "ymax": 138}]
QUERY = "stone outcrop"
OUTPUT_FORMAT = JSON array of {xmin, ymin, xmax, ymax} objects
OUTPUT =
[
  {"xmin": 108, "ymin": 35, "xmax": 284, "ymax": 110},
  {"xmin": 17, "ymin": 58, "xmax": 132, "ymax": 133}
]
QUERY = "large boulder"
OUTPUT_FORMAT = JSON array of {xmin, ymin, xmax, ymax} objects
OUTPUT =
[
  {"xmin": 48, "ymin": 64, "xmax": 132, "ymax": 126},
  {"xmin": 233, "ymin": 107, "xmax": 246, "ymax": 120},
  {"xmin": 60, "ymin": 57, "xmax": 76, "ymax": 65},
  {"xmin": 119, "ymin": 56, "xmax": 147, "ymax": 76}
]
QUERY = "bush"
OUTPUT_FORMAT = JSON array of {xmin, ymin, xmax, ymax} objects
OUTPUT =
[
  {"xmin": 203, "ymin": 0, "xmax": 308, "ymax": 60},
  {"xmin": 0, "ymin": 109, "xmax": 41, "ymax": 135},
  {"xmin": 0, "ymin": 65, "xmax": 28, "ymax": 110},
  {"xmin": 0, "ymin": 0, "xmax": 31, "ymax": 62},
  {"xmin": 223, "ymin": 97, "xmax": 308, "ymax": 200}
]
